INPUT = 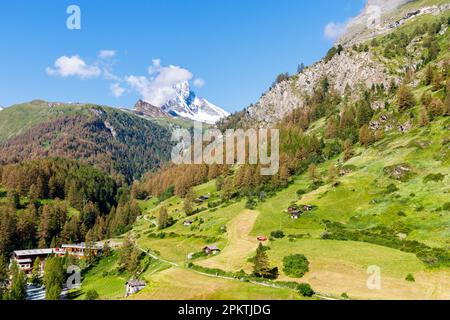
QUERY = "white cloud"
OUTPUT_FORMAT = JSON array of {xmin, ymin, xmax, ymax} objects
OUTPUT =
[
  {"xmin": 324, "ymin": 21, "xmax": 348, "ymax": 41},
  {"xmin": 103, "ymin": 68, "xmax": 122, "ymax": 82},
  {"xmin": 98, "ymin": 50, "xmax": 116, "ymax": 59},
  {"xmin": 47, "ymin": 55, "xmax": 101, "ymax": 79},
  {"xmin": 125, "ymin": 59, "xmax": 193, "ymax": 107},
  {"xmin": 110, "ymin": 83, "xmax": 127, "ymax": 97},
  {"xmin": 193, "ymin": 78, "xmax": 205, "ymax": 88}
]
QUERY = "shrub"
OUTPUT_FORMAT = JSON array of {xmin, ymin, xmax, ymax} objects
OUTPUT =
[
  {"xmin": 386, "ymin": 183, "xmax": 399, "ymax": 194},
  {"xmin": 423, "ymin": 173, "xmax": 445, "ymax": 183},
  {"xmin": 341, "ymin": 292, "xmax": 349, "ymax": 300},
  {"xmin": 270, "ymin": 230, "xmax": 285, "ymax": 239},
  {"xmin": 85, "ymin": 289, "xmax": 99, "ymax": 300},
  {"xmin": 405, "ymin": 273, "xmax": 415, "ymax": 282},
  {"xmin": 298, "ymin": 283, "xmax": 315, "ymax": 297},
  {"xmin": 245, "ymin": 198, "xmax": 257, "ymax": 209},
  {"xmin": 283, "ymin": 254, "xmax": 310, "ymax": 278}
]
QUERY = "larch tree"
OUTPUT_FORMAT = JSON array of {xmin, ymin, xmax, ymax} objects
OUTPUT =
[
  {"xmin": 158, "ymin": 206, "xmax": 169, "ymax": 230},
  {"xmin": 253, "ymin": 243, "xmax": 271, "ymax": 278},
  {"xmin": 397, "ymin": 84, "xmax": 416, "ymax": 111}
]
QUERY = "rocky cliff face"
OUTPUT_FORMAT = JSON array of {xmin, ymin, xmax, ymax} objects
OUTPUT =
[
  {"xmin": 246, "ymin": 49, "xmax": 396, "ymax": 125},
  {"xmin": 134, "ymin": 99, "xmax": 169, "ymax": 118}
]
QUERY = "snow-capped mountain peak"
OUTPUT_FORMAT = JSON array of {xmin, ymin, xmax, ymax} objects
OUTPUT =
[{"xmin": 160, "ymin": 81, "xmax": 229, "ymax": 124}]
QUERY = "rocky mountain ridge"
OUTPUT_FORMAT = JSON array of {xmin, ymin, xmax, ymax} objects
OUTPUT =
[{"xmin": 244, "ymin": 50, "xmax": 396, "ymax": 125}]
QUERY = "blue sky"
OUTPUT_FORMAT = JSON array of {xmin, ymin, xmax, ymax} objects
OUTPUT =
[{"xmin": 0, "ymin": 0, "xmax": 365, "ymax": 113}]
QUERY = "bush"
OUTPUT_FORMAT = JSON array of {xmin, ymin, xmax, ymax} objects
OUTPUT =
[
  {"xmin": 386, "ymin": 183, "xmax": 399, "ymax": 194},
  {"xmin": 245, "ymin": 198, "xmax": 257, "ymax": 209},
  {"xmin": 341, "ymin": 292, "xmax": 349, "ymax": 300},
  {"xmin": 85, "ymin": 289, "xmax": 99, "ymax": 300},
  {"xmin": 298, "ymin": 283, "xmax": 315, "ymax": 297},
  {"xmin": 270, "ymin": 230, "xmax": 285, "ymax": 239},
  {"xmin": 282, "ymin": 254, "xmax": 310, "ymax": 278},
  {"xmin": 405, "ymin": 273, "xmax": 415, "ymax": 282},
  {"xmin": 423, "ymin": 173, "xmax": 445, "ymax": 183}
]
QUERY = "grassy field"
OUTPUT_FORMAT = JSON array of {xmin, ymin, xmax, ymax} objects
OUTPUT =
[
  {"xmin": 197, "ymin": 210, "xmax": 260, "ymax": 272},
  {"xmin": 129, "ymin": 268, "xmax": 304, "ymax": 300}
]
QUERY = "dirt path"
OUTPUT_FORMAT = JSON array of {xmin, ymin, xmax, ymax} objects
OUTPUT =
[{"xmin": 197, "ymin": 210, "xmax": 261, "ymax": 272}]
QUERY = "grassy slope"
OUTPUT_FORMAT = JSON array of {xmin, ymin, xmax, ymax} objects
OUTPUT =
[
  {"xmin": 0, "ymin": 101, "xmax": 93, "ymax": 143},
  {"xmin": 120, "ymin": 114, "xmax": 449, "ymax": 300}
]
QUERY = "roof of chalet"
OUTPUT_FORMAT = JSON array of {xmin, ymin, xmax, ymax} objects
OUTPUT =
[
  {"xmin": 61, "ymin": 242, "xmax": 104, "ymax": 250},
  {"xmin": 204, "ymin": 244, "xmax": 220, "ymax": 251},
  {"xmin": 14, "ymin": 249, "xmax": 54, "ymax": 256},
  {"xmin": 126, "ymin": 280, "xmax": 146, "ymax": 287}
]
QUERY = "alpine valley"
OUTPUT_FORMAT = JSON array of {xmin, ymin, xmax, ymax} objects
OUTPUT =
[{"xmin": 0, "ymin": 0, "xmax": 449, "ymax": 301}]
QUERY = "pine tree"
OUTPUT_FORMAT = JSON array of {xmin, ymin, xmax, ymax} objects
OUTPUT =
[
  {"xmin": 427, "ymin": 97, "xmax": 445, "ymax": 118},
  {"xmin": 253, "ymin": 243, "xmax": 270, "ymax": 278},
  {"xmin": 359, "ymin": 125, "xmax": 374, "ymax": 146},
  {"xmin": 424, "ymin": 64, "xmax": 434, "ymax": 85},
  {"xmin": 128, "ymin": 247, "xmax": 141, "ymax": 276},
  {"xmin": 419, "ymin": 107, "xmax": 430, "ymax": 127},
  {"xmin": 325, "ymin": 116, "xmax": 339, "ymax": 139},
  {"xmin": 397, "ymin": 84, "xmax": 416, "ymax": 111},
  {"xmin": 343, "ymin": 139, "xmax": 354, "ymax": 161},
  {"xmin": 221, "ymin": 177, "xmax": 234, "ymax": 201},
  {"xmin": 215, "ymin": 176, "xmax": 224, "ymax": 192},
  {"xmin": 0, "ymin": 256, "xmax": 9, "ymax": 298},
  {"xmin": 308, "ymin": 164, "xmax": 318, "ymax": 182},
  {"xmin": 31, "ymin": 257, "xmax": 42, "ymax": 286},
  {"xmin": 8, "ymin": 190, "xmax": 21, "ymax": 210},
  {"xmin": 356, "ymin": 96, "xmax": 373, "ymax": 127},
  {"xmin": 9, "ymin": 261, "xmax": 27, "ymax": 300},
  {"xmin": 183, "ymin": 189, "xmax": 195, "ymax": 217},
  {"xmin": 328, "ymin": 164, "xmax": 338, "ymax": 182},
  {"xmin": 432, "ymin": 72, "xmax": 444, "ymax": 91},
  {"xmin": 44, "ymin": 256, "xmax": 64, "ymax": 300},
  {"xmin": 158, "ymin": 207, "xmax": 169, "ymax": 230}
]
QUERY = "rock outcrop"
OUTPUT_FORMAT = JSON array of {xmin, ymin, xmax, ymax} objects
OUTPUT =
[{"xmin": 246, "ymin": 49, "xmax": 395, "ymax": 125}]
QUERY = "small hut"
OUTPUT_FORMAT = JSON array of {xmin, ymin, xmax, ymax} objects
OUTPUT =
[
  {"xmin": 125, "ymin": 280, "xmax": 146, "ymax": 297},
  {"xmin": 203, "ymin": 245, "xmax": 221, "ymax": 255},
  {"xmin": 183, "ymin": 220, "xmax": 193, "ymax": 227}
]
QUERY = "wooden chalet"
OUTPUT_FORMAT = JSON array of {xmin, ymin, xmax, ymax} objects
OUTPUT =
[
  {"xmin": 203, "ymin": 244, "xmax": 221, "ymax": 255},
  {"xmin": 183, "ymin": 220, "xmax": 194, "ymax": 227},
  {"xmin": 11, "ymin": 249, "xmax": 54, "ymax": 273},
  {"xmin": 61, "ymin": 242, "xmax": 104, "ymax": 259},
  {"xmin": 195, "ymin": 195, "xmax": 210, "ymax": 203},
  {"xmin": 125, "ymin": 280, "xmax": 146, "ymax": 297},
  {"xmin": 290, "ymin": 211, "xmax": 302, "ymax": 219}
]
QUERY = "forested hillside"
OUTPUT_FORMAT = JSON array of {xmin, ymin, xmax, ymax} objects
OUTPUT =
[
  {"xmin": 0, "ymin": 158, "xmax": 141, "ymax": 258},
  {"xmin": 0, "ymin": 101, "xmax": 173, "ymax": 182}
]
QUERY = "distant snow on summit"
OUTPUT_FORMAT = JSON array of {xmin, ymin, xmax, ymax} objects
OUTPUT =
[
  {"xmin": 136, "ymin": 81, "xmax": 229, "ymax": 124},
  {"xmin": 160, "ymin": 81, "xmax": 229, "ymax": 124}
]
